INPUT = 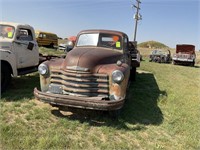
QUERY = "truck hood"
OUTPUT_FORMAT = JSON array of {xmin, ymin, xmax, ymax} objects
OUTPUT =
[
  {"xmin": 176, "ymin": 45, "xmax": 195, "ymax": 54},
  {"xmin": 62, "ymin": 47, "xmax": 123, "ymax": 73}
]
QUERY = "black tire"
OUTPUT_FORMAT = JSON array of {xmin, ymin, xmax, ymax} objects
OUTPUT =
[
  {"xmin": 172, "ymin": 60, "xmax": 177, "ymax": 65},
  {"xmin": 191, "ymin": 62, "xmax": 195, "ymax": 67},
  {"xmin": 130, "ymin": 67, "xmax": 136, "ymax": 81},
  {"xmin": 50, "ymin": 43, "xmax": 54, "ymax": 48},
  {"xmin": 1, "ymin": 65, "xmax": 11, "ymax": 93},
  {"xmin": 108, "ymin": 109, "xmax": 121, "ymax": 119},
  {"xmin": 159, "ymin": 57, "xmax": 162, "ymax": 63}
]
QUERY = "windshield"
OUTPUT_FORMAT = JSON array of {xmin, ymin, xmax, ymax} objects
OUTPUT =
[
  {"xmin": 77, "ymin": 33, "xmax": 122, "ymax": 50},
  {"xmin": 0, "ymin": 25, "xmax": 15, "ymax": 39}
]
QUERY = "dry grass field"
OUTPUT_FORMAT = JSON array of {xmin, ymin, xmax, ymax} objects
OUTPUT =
[{"xmin": 0, "ymin": 47, "xmax": 200, "ymax": 149}]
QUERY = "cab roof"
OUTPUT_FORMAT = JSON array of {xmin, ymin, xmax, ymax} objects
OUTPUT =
[
  {"xmin": 0, "ymin": 21, "xmax": 33, "ymax": 28},
  {"xmin": 78, "ymin": 29, "xmax": 128, "ymax": 37},
  {"xmin": 35, "ymin": 30, "xmax": 57, "ymax": 36}
]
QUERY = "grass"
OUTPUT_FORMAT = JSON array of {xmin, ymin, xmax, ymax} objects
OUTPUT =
[
  {"xmin": 39, "ymin": 46, "xmax": 66, "ymax": 56},
  {"xmin": 0, "ymin": 49, "xmax": 200, "ymax": 149}
]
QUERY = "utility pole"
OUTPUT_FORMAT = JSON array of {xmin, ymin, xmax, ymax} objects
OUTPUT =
[{"xmin": 132, "ymin": 0, "xmax": 142, "ymax": 43}]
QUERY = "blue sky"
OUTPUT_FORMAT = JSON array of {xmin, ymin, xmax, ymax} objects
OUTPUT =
[{"xmin": 0, "ymin": 0, "xmax": 199, "ymax": 49}]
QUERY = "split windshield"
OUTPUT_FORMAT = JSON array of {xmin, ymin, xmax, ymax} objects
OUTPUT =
[
  {"xmin": 77, "ymin": 33, "xmax": 122, "ymax": 50},
  {"xmin": 0, "ymin": 25, "xmax": 15, "ymax": 39}
]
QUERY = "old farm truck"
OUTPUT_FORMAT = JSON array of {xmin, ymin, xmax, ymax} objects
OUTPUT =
[
  {"xmin": 172, "ymin": 44, "xmax": 196, "ymax": 66},
  {"xmin": 0, "ymin": 22, "xmax": 57, "ymax": 92},
  {"xmin": 34, "ymin": 29, "xmax": 140, "ymax": 112}
]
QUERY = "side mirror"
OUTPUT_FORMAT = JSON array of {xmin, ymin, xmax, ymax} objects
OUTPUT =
[
  {"xmin": 27, "ymin": 42, "xmax": 34, "ymax": 50},
  {"xmin": 65, "ymin": 41, "xmax": 74, "ymax": 52},
  {"xmin": 66, "ymin": 45, "xmax": 73, "ymax": 52}
]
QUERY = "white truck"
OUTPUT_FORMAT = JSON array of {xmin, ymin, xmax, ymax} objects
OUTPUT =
[{"xmin": 0, "ymin": 22, "xmax": 55, "ymax": 92}]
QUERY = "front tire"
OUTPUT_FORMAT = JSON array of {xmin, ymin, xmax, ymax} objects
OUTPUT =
[
  {"xmin": 191, "ymin": 62, "xmax": 195, "ymax": 67},
  {"xmin": 130, "ymin": 67, "xmax": 136, "ymax": 81},
  {"xmin": 108, "ymin": 109, "xmax": 121, "ymax": 119},
  {"xmin": 1, "ymin": 65, "xmax": 11, "ymax": 93},
  {"xmin": 172, "ymin": 60, "xmax": 177, "ymax": 65}
]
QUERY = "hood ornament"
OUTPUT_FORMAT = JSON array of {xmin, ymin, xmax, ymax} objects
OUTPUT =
[{"xmin": 66, "ymin": 66, "xmax": 89, "ymax": 72}]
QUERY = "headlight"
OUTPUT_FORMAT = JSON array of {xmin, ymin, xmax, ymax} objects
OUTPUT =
[
  {"xmin": 38, "ymin": 64, "xmax": 48, "ymax": 75},
  {"xmin": 112, "ymin": 70, "xmax": 124, "ymax": 83}
]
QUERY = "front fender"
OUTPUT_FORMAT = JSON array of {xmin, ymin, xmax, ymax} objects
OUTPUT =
[
  {"xmin": 0, "ymin": 49, "xmax": 17, "ymax": 76},
  {"xmin": 39, "ymin": 58, "xmax": 65, "ymax": 92},
  {"xmin": 97, "ymin": 63, "xmax": 130, "ymax": 100}
]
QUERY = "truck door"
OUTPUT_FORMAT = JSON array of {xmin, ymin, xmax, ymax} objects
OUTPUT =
[{"xmin": 14, "ymin": 28, "xmax": 39, "ymax": 69}]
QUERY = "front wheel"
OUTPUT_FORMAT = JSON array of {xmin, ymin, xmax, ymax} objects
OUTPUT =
[
  {"xmin": 1, "ymin": 65, "xmax": 11, "ymax": 93},
  {"xmin": 130, "ymin": 67, "xmax": 136, "ymax": 81},
  {"xmin": 191, "ymin": 62, "xmax": 195, "ymax": 67},
  {"xmin": 172, "ymin": 60, "xmax": 177, "ymax": 65},
  {"xmin": 108, "ymin": 109, "xmax": 121, "ymax": 119}
]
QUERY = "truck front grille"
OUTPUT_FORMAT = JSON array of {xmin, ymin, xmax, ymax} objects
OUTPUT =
[
  {"xmin": 49, "ymin": 68, "xmax": 109, "ymax": 98},
  {"xmin": 176, "ymin": 54, "xmax": 192, "ymax": 59}
]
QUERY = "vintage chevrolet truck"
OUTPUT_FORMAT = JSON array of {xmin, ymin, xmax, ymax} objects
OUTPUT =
[{"xmin": 34, "ymin": 29, "xmax": 140, "ymax": 111}]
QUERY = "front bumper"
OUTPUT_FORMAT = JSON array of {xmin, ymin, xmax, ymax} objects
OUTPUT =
[
  {"xmin": 172, "ymin": 58, "xmax": 194, "ymax": 62},
  {"xmin": 34, "ymin": 88, "xmax": 125, "ymax": 111}
]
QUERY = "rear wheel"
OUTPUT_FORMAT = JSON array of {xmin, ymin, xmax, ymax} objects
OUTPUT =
[
  {"xmin": 1, "ymin": 65, "xmax": 11, "ymax": 93},
  {"xmin": 50, "ymin": 43, "xmax": 54, "ymax": 48}
]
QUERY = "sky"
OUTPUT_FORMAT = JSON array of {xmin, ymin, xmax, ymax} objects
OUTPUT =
[{"xmin": 0, "ymin": 0, "xmax": 199, "ymax": 49}]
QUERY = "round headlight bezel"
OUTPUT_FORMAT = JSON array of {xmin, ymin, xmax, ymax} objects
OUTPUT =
[
  {"xmin": 38, "ymin": 63, "xmax": 49, "ymax": 75},
  {"xmin": 112, "ymin": 70, "xmax": 124, "ymax": 83}
]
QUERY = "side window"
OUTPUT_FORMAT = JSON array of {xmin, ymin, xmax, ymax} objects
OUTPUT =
[
  {"xmin": 43, "ymin": 34, "xmax": 46, "ymax": 38},
  {"xmin": 17, "ymin": 28, "xmax": 33, "ymax": 41},
  {"xmin": 39, "ymin": 33, "xmax": 43, "ymax": 38}
]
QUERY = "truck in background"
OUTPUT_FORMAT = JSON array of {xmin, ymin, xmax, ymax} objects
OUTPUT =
[
  {"xmin": 58, "ymin": 36, "xmax": 77, "ymax": 52},
  {"xmin": 35, "ymin": 30, "xmax": 58, "ymax": 48},
  {"xmin": 0, "ymin": 22, "xmax": 58, "ymax": 92},
  {"xmin": 172, "ymin": 44, "xmax": 196, "ymax": 66}
]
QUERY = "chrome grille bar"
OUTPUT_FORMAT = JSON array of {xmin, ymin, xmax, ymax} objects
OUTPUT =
[{"xmin": 49, "ymin": 69, "xmax": 109, "ymax": 97}]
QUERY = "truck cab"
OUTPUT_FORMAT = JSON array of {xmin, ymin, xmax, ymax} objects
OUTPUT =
[
  {"xmin": 34, "ymin": 29, "xmax": 139, "ymax": 111},
  {"xmin": 0, "ymin": 22, "xmax": 39, "ymax": 92}
]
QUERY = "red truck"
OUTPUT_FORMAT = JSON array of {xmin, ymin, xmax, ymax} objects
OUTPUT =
[{"xmin": 172, "ymin": 44, "xmax": 196, "ymax": 66}]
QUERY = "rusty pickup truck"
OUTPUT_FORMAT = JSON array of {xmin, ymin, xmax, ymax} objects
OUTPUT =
[
  {"xmin": 172, "ymin": 44, "xmax": 196, "ymax": 66},
  {"xmin": 34, "ymin": 29, "xmax": 140, "ymax": 111}
]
